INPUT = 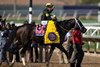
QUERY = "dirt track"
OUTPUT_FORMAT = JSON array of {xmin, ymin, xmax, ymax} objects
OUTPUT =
[{"xmin": 1, "ymin": 52, "xmax": 100, "ymax": 67}]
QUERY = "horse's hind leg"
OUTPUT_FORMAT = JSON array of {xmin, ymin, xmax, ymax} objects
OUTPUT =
[
  {"xmin": 2, "ymin": 49, "xmax": 10, "ymax": 65},
  {"xmin": 20, "ymin": 46, "xmax": 27, "ymax": 66},
  {"xmin": 46, "ymin": 45, "xmax": 55, "ymax": 66},
  {"xmin": 30, "ymin": 46, "xmax": 33, "ymax": 62}
]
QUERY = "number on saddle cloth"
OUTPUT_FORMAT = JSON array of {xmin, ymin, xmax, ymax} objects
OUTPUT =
[{"xmin": 35, "ymin": 24, "xmax": 45, "ymax": 36}]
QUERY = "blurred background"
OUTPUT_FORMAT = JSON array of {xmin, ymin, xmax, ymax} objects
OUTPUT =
[{"xmin": 0, "ymin": 0, "xmax": 100, "ymax": 24}]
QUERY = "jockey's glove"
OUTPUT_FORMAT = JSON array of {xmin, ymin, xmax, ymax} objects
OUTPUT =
[{"xmin": 51, "ymin": 15, "xmax": 56, "ymax": 19}]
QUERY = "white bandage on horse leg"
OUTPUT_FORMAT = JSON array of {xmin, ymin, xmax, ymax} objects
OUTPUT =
[
  {"xmin": 22, "ymin": 57, "xmax": 26, "ymax": 66},
  {"xmin": 11, "ymin": 54, "xmax": 16, "ymax": 64}
]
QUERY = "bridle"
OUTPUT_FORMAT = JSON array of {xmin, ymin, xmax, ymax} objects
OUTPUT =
[
  {"xmin": 56, "ymin": 18, "xmax": 82, "ymax": 32},
  {"xmin": 74, "ymin": 18, "xmax": 82, "ymax": 30},
  {"xmin": 57, "ymin": 18, "xmax": 80, "ymax": 32}
]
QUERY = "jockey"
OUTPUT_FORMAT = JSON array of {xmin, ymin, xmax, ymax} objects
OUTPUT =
[{"xmin": 41, "ymin": 3, "xmax": 57, "ymax": 25}]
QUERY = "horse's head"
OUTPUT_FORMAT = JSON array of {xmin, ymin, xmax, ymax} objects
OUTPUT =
[
  {"xmin": 74, "ymin": 17, "xmax": 87, "ymax": 33},
  {"xmin": 58, "ymin": 17, "xmax": 87, "ymax": 33}
]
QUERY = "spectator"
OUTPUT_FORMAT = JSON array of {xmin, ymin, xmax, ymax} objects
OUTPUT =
[
  {"xmin": 0, "ymin": 23, "xmax": 8, "ymax": 64},
  {"xmin": 64, "ymin": 29, "xmax": 73, "ymax": 59},
  {"xmin": 70, "ymin": 25, "xmax": 84, "ymax": 67}
]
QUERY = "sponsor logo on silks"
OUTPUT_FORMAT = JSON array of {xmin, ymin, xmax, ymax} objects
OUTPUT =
[
  {"xmin": 48, "ymin": 32, "xmax": 56, "ymax": 41},
  {"xmin": 44, "ymin": 20, "xmax": 60, "ymax": 44}
]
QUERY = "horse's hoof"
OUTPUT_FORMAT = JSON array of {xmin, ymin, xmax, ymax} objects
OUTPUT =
[
  {"xmin": 23, "ymin": 65, "xmax": 26, "ymax": 67},
  {"xmin": 46, "ymin": 62, "xmax": 49, "ymax": 67},
  {"xmin": 22, "ymin": 63, "xmax": 26, "ymax": 67},
  {"xmin": 0, "ymin": 62, "xmax": 2, "ymax": 66},
  {"xmin": 9, "ymin": 63, "xmax": 14, "ymax": 67}
]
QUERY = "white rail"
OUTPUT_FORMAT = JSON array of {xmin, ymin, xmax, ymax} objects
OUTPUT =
[{"xmin": 83, "ymin": 26, "xmax": 100, "ymax": 36}]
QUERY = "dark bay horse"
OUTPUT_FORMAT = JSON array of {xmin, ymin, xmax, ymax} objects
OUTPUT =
[
  {"xmin": 44, "ymin": 18, "xmax": 87, "ymax": 66},
  {"xmin": 5, "ymin": 17, "xmax": 87, "ymax": 66},
  {"xmin": 3, "ymin": 23, "xmax": 35, "ymax": 66}
]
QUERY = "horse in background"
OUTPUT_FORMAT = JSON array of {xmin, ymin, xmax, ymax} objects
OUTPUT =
[
  {"xmin": 2, "ymin": 21, "xmax": 35, "ymax": 65},
  {"xmin": 4, "ymin": 17, "xmax": 87, "ymax": 66}
]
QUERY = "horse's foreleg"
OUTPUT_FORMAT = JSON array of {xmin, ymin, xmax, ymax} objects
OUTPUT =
[
  {"xmin": 2, "ymin": 49, "xmax": 10, "ymax": 65},
  {"xmin": 46, "ymin": 45, "xmax": 55, "ymax": 66},
  {"xmin": 11, "ymin": 52, "xmax": 19, "ymax": 66},
  {"xmin": 30, "ymin": 46, "xmax": 33, "ymax": 62},
  {"xmin": 21, "ymin": 57, "xmax": 26, "ymax": 66},
  {"xmin": 9, "ymin": 54, "xmax": 16, "ymax": 67},
  {"xmin": 21, "ymin": 53, "xmax": 26, "ymax": 66},
  {"xmin": 20, "ymin": 47, "xmax": 27, "ymax": 66},
  {"xmin": 11, "ymin": 54, "xmax": 16, "ymax": 64}
]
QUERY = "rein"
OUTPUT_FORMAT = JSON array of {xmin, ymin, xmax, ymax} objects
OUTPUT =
[
  {"xmin": 56, "ymin": 22, "xmax": 68, "ymax": 32},
  {"xmin": 57, "ymin": 18, "xmax": 79, "ymax": 32}
]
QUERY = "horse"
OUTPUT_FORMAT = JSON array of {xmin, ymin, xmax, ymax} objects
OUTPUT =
[
  {"xmin": 44, "ymin": 18, "xmax": 87, "ymax": 66},
  {"xmin": 4, "ymin": 17, "xmax": 87, "ymax": 66},
  {"xmin": 2, "ymin": 23, "xmax": 35, "ymax": 65}
]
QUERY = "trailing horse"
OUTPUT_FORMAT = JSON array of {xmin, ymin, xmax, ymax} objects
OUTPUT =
[
  {"xmin": 3, "ymin": 23, "xmax": 35, "ymax": 66},
  {"xmin": 4, "ymin": 17, "xmax": 87, "ymax": 66}
]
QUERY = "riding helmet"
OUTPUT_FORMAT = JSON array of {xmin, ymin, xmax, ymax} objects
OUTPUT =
[{"xmin": 46, "ymin": 3, "xmax": 53, "ymax": 8}]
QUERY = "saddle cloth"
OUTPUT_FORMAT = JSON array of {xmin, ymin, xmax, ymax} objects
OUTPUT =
[
  {"xmin": 35, "ymin": 24, "xmax": 45, "ymax": 36},
  {"xmin": 44, "ymin": 20, "xmax": 60, "ymax": 44}
]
